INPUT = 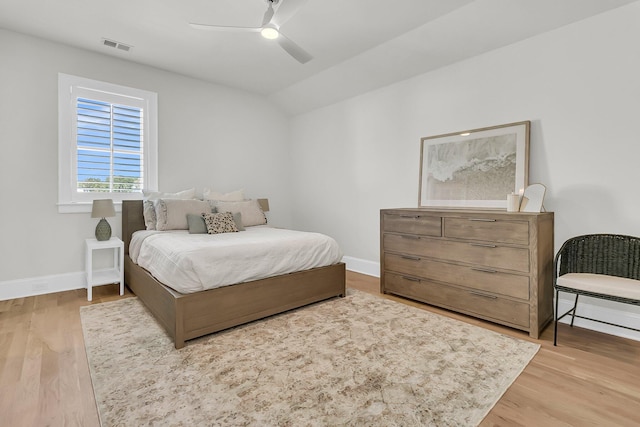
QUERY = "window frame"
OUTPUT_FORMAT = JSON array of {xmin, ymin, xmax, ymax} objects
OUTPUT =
[{"xmin": 58, "ymin": 73, "xmax": 158, "ymax": 213}]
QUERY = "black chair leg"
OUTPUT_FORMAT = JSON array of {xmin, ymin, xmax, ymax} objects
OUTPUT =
[
  {"xmin": 570, "ymin": 294, "xmax": 579, "ymax": 327},
  {"xmin": 554, "ymin": 288, "xmax": 559, "ymax": 346}
]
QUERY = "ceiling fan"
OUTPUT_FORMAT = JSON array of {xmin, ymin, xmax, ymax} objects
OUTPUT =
[{"xmin": 190, "ymin": 0, "xmax": 312, "ymax": 64}]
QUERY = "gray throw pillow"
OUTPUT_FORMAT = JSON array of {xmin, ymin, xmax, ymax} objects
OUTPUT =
[
  {"xmin": 232, "ymin": 212, "xmax": 245, "ymax": 231},
  {"xmin": 187, "ymin": 213, "xmax": 208, "ymax": 234}
]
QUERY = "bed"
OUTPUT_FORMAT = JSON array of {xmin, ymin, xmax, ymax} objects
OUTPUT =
[{"xmin": 122, "ymin": 200, "xmax": 346, "ymax": 349}]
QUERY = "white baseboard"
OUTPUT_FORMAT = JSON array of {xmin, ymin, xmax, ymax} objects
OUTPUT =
[
  {"xmin": 342, "ymin": 256, "xmax": 380, "ymax": 278},
  {"xmin": 0, "ymin": 271, "xmax": 86, "ymax": 301},
  {"xmin": 556, "ymin": 296, "xmax": 640, "ymax": 342}
]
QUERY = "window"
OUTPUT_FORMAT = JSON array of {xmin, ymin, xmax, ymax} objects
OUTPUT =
[
  {"xmin": 58, "ymin": 73, "xmax": 157, "ymax": 213},
  {"xmin": 76, "ymin": 98, "xmax": 143, "ymax": 193}
]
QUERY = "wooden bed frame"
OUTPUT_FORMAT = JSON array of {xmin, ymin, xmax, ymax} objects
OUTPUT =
[{"xmin": 122, "ymin": 200, "xmax": 346, "ymax": 349}]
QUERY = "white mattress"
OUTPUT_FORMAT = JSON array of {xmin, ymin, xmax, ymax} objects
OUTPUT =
[{"xmin": 129, "ymin": 226, "xmax": 343, "ymax": 294}]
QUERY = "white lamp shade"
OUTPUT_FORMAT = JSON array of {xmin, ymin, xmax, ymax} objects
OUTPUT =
[{"xmin": 91, "ymin": 199, "xmax": 116, "ymax": 218}]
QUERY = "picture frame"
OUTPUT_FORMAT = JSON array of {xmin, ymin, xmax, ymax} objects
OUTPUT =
[{"xmin": 419, "ymin": 121, "xmax": 530, "ymax": 209}]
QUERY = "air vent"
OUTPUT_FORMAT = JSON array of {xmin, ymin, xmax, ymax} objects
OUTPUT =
[{"xmin": 102, "ymin": 38, "xmax": 133, "ymax": 52}]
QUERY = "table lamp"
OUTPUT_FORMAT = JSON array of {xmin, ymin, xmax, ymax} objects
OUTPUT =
[{"xmin": 91, "ymin": 199, "xmax": 116, "ymax": 241}]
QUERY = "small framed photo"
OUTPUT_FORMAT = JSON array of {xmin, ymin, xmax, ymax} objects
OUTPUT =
[{"xmin": 419, "ymin": 121, "xmax": 530, "ymax": 209}]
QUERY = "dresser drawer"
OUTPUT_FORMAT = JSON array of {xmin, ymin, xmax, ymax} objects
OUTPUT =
[
  {"xmin": 383, "ymin": 234, "xmax": 530, "ymax": 273},
  {"xmin": 383, "ymin": 213, "xmax": 441, "ymax": 237},
  {"xmin": 385, "ymin": 273, "xmax": 530, "ymax": 328},
  {"xmin": 444, "ymin": 217, "xmax": 529, "ymax": 245},
  {"xmin": 384, "ymin": 253, "xmax": 530, "ymax": 300}
]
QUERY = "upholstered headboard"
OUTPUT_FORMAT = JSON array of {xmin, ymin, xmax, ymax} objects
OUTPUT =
[
  {"xmin": 122, "ymin": 200, "xmax": 145, "ymax": 255},
  {"xmin": 256, "ymin": 198, "xmax": 269, "ymax": 212}
]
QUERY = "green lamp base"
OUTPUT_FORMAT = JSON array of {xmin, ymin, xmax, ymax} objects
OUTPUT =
[{"xmin": 95, "ymin": 218, "xmax": 112, "ymax": 241}]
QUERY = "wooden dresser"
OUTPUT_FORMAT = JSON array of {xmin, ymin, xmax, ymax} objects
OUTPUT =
[{"xmin": 380, "ymin": 208, "xmax": 554, "ymax": 338}]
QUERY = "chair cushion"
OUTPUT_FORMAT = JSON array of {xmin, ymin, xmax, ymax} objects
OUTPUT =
[{"xmin": 557, "ymin": 273, "xmax": 640, "ymax": 300}]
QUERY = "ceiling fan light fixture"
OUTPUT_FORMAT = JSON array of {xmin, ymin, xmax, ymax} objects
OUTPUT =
[
  {"xmin": 261, "ymin": 27, "xmax": 279, "ymax": 39},
  {"xmin": 191, "ymin": 0, "xmax": 312, "ymax": 63}
]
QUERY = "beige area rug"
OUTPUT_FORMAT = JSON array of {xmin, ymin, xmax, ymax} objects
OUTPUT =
[{"xmin": 80, "ymin": 290, "xmax": 539, "ymax": 426}]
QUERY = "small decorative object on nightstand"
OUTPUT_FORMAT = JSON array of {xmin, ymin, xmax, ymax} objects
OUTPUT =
[
  {"xmin": 91, "ymin": 199, "xmax": 116, "ymax": 241},
  {"xmin": 85, "ymin": 237, "xmax": 124, "ymax": 301}
]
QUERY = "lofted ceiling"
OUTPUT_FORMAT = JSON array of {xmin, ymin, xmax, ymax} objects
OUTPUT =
[{"xmin": 0, "ymin": 0, "xmax": 636, "ymax": 114}]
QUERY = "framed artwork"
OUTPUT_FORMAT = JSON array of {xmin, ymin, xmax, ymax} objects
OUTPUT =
[{"xmin": 419, "ymin": 121, "xmax": 530, "ymax": 209}]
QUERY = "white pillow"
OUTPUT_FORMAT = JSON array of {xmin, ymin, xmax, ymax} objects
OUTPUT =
[
  {"xmin": 202, "ymin": 188, "xmax": 245, "ymax": 201},
  {"xmin": 142, "ymin": 188, "xmax": 196, "ymax": 230},
  {"xmin": 143, "ymin": 188, "xmax": 195, "ymax": 200},
  {"xmin": 143, "ymin": 200, "xmax": 157, "ymax": 230},
  {"xmin": 155, "ymin": 199, "xmax": 211, "ymax": 231},
  {"xmin": 214, "ymin": 199, "xmax": 267, "ymax": 227}
]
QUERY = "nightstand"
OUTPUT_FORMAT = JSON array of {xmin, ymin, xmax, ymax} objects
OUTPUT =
[{"xmin": 85, "ymin": 237, "xmax": 124, "ymax": 301}]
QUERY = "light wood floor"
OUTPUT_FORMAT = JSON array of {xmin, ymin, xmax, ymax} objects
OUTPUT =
[{"xmin": 1, "ymin": 271, "xmax": 639, "ymax": 426}]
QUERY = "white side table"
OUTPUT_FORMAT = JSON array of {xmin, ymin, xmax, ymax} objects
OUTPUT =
[{"xmin": 85, "ymin": 237, "xmax": 124, "ymax": 302}]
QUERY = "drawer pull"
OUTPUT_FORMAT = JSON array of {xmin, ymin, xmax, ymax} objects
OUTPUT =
[
  {"xmin": 401, "ymin": 235, "xmax": 421, "ymax": 240},
  {"xmin": 469, "ymin": 243, "xmax": 497, "ymax": 248},
  {"xmin": 471, "ymin": 267, "xmax": 498, "ymax": 274},
  {"xmin": 469, "ymin": 218, "xmax": 497, "ymax": 222},
  {"xmin": 401, "ymin": 215, "xmax": 421, "ymax": 219},
  {"xmin": 401, "ymin": 255, "xmax": 421, "ymax": 261},
  {"xmin": 469, "ymin": 291, "xmax": 498, "ymax": 299},
  {"xmin": 402, "ymin": 276, "xmax": 420, "ymax": 282}
]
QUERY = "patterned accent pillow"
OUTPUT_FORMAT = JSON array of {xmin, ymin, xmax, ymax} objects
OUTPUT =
[{"xmin": 202, "ymin": 212, "xmax": 239, "ymax": 234}]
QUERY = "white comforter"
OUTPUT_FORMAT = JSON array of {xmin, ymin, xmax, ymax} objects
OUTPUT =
[{"xmin": 130, "ymin": 226, "xmax": 343, "ymax": 294}]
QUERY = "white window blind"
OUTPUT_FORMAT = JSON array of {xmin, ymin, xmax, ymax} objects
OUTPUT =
[
  {"xmin": 76, "ymin": 98, "xmax": 144, "ymax": 193},
  {"xmin": 58, "ymin": 73, "xmax": 157, "ymax": 213}
]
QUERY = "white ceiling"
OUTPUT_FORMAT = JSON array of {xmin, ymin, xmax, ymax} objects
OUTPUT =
[{"xmin": 0, "ymin": 0, "xmax": 636, "ymax": 114}]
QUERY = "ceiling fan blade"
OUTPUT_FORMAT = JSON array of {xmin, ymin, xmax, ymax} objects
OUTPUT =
[
  {"xmin": 277, "ymin": 32, "xmax": 312, "ymax": 64},
  {"xmin": 272, "ymin": 0, "xmax": 309, "ymax": 27},
  {"xmin": 189, "ymin": 23, "xmax": 261, "ymax": 33},
  {"xmin": 261, "ymin": 2, "xmax": 275, "ymax": 27}
]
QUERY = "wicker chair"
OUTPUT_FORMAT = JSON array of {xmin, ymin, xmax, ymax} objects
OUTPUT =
[{"xmin": 553, "ymin": 234, "xmax": 640, "ymax": 345}]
